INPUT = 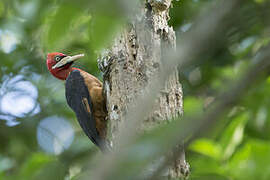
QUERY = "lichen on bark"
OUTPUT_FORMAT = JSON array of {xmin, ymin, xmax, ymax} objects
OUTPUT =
[{"xmin": 98, "ymin": 0, "xmax": 189, "ymax": 178}]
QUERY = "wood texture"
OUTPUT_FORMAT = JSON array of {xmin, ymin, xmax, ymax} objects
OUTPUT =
[{"xmin": 98, "ymin": 0, "xmax": 189, "ymax": 178}]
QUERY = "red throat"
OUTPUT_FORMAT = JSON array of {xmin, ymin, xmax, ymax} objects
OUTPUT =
[{"xmin": 49, "ymin": 64, "xmax": 73, "ymax": 80}]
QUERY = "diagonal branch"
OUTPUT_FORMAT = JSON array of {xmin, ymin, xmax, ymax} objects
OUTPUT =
[
  {"xmin": 149, "ymin": 45, "xmax": 270, "ymax": 180},
  {"xmin": 84, "ymin": 0, "xmax": 244, "ymax": 179}
]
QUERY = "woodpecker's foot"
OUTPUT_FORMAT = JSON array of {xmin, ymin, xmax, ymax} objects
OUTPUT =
[{"xmin": 180, "ymin": 161, "xmax": 190, "ymax": 179}]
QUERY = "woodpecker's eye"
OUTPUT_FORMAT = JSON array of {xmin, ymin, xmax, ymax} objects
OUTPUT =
[{"xmin": 54, "ymin": 56, "xmax": 61, "ymax": 62}]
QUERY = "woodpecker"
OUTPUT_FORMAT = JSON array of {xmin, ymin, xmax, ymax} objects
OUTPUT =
[{"xmin": 46, "ymin": 52, "xmax": 109, "ymax": 152}]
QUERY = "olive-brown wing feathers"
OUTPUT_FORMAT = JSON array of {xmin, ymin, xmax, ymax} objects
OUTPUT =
[{"xmin": 65, "ymin": 70, "xmax": 107, "ymax": 151}]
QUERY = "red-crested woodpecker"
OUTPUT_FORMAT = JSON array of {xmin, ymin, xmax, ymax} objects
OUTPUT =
[{"xmin": 46, "ymin": 52, "xmax": 109, "ymax": 152}]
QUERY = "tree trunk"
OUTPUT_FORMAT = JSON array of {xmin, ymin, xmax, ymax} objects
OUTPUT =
[{"xmin": 98, "ymin": 0, "xmax": 189, "ymax": 178}]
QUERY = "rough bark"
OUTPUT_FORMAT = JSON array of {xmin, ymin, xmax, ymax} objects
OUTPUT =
[{"xmin": 98, "ymin": 0, "xmax": 189, "ymax": 178}]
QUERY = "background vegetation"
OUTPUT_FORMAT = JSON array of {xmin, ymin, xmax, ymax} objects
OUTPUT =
[{"xmin": 0, "ymin": 0, "xmax": 270, "ymax": 179}]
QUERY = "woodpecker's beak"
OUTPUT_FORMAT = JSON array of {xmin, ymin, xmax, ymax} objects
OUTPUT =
[{"xmin": 52, "ymin": 54, "xmax": 85, "ymax": 69}]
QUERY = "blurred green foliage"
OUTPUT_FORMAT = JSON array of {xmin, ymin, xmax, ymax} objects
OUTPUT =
[{"xmin": 0, "ymin": 0, "xmax": 270, "ymax": 179}]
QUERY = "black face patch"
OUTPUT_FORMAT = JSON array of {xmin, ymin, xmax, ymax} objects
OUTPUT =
[{"xmin": 54, "ymin": 55, "xmax": 66, "ymax": 62}]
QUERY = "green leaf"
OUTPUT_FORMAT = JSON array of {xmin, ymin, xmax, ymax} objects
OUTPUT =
[
  {"xmin": 47, "ymin": 4, "xmax": 81, "ymax": 50},
  {"xmin": 0, "ymin": 1, "xmax": 4, "ymax": 18},
  {"xmin": 227, "ymin": 139, "xmax": 270, "ymax": 180},
  {"xmin": 18, "ymin": 153, "xmax": 55, "ymax": 180},
  {"xmin": 254, "ymin": 0, "xmax": 266, "ymax": 4},
  {"xmin": 189, "ymin": 139, "xmax": 222, "ymax": 160},
  {"xmin": 190, "ymin": 174, "xmax": 229, "ymax": 180},
  {"xmin": 184, "ymin": 97, "xmax": 204, "ymax": 116},
  {"xmin": 188, "ymin": 155, "xmax": 225, "ymax": 177},
  {"xmin": 220, "ymin": 112, "xmax": 249, "ymax": 160},
  {"xmin": 89, "ymin": 13, "xmax": 122, "ymax": 51}
]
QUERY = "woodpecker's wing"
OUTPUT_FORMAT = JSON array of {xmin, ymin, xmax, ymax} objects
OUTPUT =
[{"xmin": 65, "ymin": 70, "xmax": 106, "ymax": 150}]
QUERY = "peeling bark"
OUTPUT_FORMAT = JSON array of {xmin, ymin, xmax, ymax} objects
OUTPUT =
[{"xmin": 98, "ymin": 0, "xmax": 189, "ymax": 178}]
